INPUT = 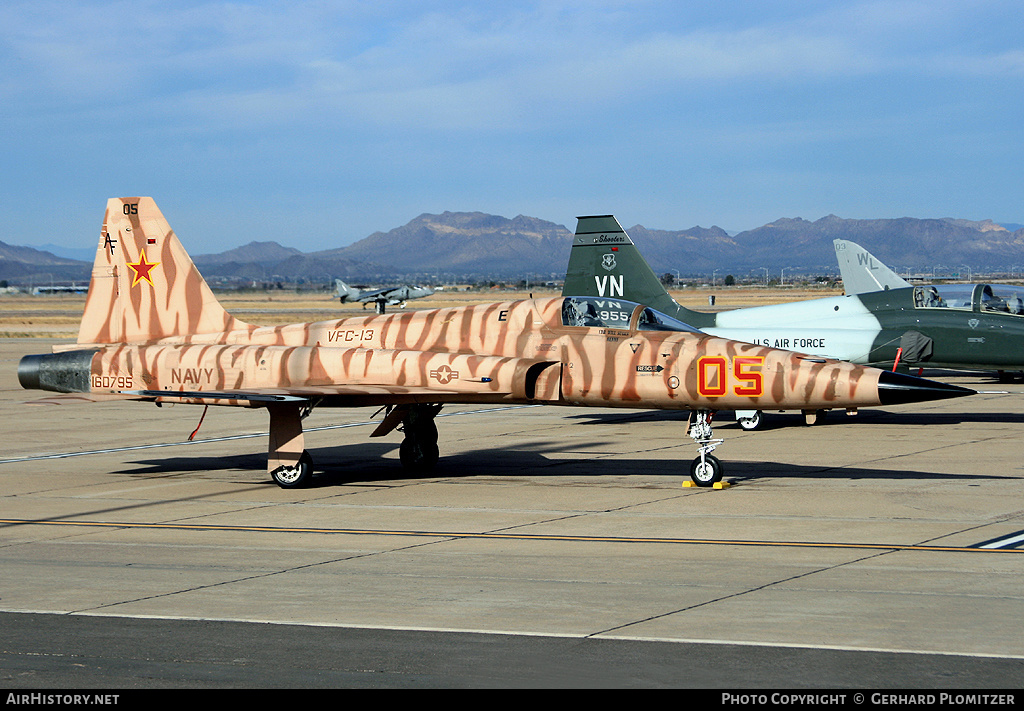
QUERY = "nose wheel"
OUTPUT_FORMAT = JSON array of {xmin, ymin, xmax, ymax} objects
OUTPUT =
[
  {"xmin": 690, "ymin": 453, "xmax": 723, "ymax": 486},
  {"xmin": 687, "ymin": 410, "xmax": 724, "ymax": 487}
]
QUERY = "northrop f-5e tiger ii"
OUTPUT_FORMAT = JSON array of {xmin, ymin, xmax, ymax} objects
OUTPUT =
[{"xmin": 18, "ymin": 199, "xmax": 973, "ymax": 488}]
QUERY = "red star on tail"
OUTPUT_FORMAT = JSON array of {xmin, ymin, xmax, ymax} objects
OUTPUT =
[{"xmin": 126, "ymin": 249, "xmax": 160, "ymax": 287}]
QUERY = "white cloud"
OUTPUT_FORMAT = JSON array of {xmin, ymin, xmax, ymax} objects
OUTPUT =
[
  {"xmin": 1, "ymin": 0, "xmax": 1022, "ymax": 250},
  {"xmin": 4, "ymin": 0, "xmax": 1018, "ymax": 132}
]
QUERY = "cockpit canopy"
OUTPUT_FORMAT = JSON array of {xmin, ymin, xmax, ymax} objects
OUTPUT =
[
  {"xmin": 913, "ymin": 284, "xmax": 1024, "ymax": 315},
  {"xmin": 561, "ymin": 297, "xmax": 701, "ymax": 333}
]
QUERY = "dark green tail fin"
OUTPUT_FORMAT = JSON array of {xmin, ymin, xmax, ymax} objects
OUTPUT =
[{"xmin": 563, "ymin": 215, "xmax": 712, "ymax": 327}]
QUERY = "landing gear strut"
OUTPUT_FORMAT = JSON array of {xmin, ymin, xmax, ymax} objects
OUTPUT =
[
  {"xmin": 687, "ymin": 409, "xmax": 724, "ymax": 487},
  {"xmin": 267, "ymin": 402, "xmax": 314, "ymax": 488},
  {"xmin": 398, "ymin": 404, "xmax": 442, "ymax": 472}
]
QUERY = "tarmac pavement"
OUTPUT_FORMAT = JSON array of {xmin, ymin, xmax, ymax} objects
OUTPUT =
[{"xmin": 1, "ymin": 339, "xmax": 1022, "ymax": 689}]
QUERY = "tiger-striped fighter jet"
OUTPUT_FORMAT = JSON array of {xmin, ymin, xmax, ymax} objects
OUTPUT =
[{"xmin": 18, "ymin": 199, "xmax": 973, "ymax": 488}]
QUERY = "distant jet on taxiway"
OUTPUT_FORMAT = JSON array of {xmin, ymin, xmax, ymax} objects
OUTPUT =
[{"xmin": 335, "ymin": 279, "xmax": 435, "ymax": 314}]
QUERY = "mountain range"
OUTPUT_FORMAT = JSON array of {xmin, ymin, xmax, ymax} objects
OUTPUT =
[{"xmin": 4, "ymin": 212, "xmax": 1024, "ymax": 285}]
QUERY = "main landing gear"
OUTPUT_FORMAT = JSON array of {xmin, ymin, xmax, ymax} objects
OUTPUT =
[
  {"xmin": 267, "ymin": 402, "xmax": 315, "ymax": 488},
  {"xmin": 735, "ymin": 409, "xmax": 763, "ymax": 431},
  {"xmin": 397, "ymin": 404, "xmax": 442, "ymax": 472},
  {"xmin": 265, "ymin": 401, "xmax": 444, "ymax": 488},
  {"xmin": 687, "ymin": 409, "xmax": 724, "ymax": 487}
]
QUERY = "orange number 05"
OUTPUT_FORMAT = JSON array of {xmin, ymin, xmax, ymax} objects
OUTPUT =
[{"xmin": 697, "ymin": 356, "xmax": 764, "ymax": 397}]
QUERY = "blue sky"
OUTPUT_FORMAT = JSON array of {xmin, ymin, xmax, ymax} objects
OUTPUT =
[{"xmin": 2, "ymin": 1, "xmax": 1022, "ymax": 253}]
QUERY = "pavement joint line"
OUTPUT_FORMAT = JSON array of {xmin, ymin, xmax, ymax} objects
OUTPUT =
[
  {"xmin": 588, "ymin": 547, "xmax": 896, "ymax": 639},
  {"xmin": 1, "ymin": 517, "xmax": 1020, "ymax": 554}
]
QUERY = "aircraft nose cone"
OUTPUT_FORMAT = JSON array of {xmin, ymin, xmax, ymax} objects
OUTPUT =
[{"xmin": 876, "ymin": 370, "xmax": 975, "ymax": 405}]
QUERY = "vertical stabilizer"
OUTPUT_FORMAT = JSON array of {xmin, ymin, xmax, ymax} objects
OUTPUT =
[
  {"xmin": 335, "ymin": 279, "xmax": 361, "ymax": 302},
  {"xmin": 834, "ymin": 239, "xmax": 911, "ymax": 295},
  {"xmin": 77, "ymin": 197, "xmax": 251, "ymax": 344},
  {"xmin": 563, "ymin": 215, "xmax": 712, "ymax": 327}
]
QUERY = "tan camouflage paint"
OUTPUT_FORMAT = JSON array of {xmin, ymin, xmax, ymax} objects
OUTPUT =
[
  {"xmin": 64, "ymin": 198, "xmax": 883, "ymax": 413},
  {"xmin": 34, "ymin": 197, "xmax": 927, "ymax": 476}
]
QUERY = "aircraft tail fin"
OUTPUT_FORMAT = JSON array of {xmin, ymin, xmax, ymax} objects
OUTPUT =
[
  {"xmin": 563, "ymin": 215, "xmax": 711, "ymax": 327},
  {"xmin": 335, "ymin": 279, "xmax": 360, "ymax": 302},
  {"xmin": 834, "ymin": 239, "xmax": 911, "ymax": 295},
  {"xmin": 78, "ymin": 197, "xmax": 251, "ymax": 345}
]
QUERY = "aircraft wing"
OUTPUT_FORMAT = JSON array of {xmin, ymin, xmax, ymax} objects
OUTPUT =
[
  {"xmin": 29, "ymin": 384, "xmax": 531, "ymax": 409},
  {"xmin": 24, "ymin": 390, "xmax": 309, "ymax": 406},
  {"xmin": 26, "ymin": 392, "xmax": 152, "ymax": 405},
  {"xmin": 354, "ymin": 287, "xmax": 394, "ymax": 302},
  {"xmin": 125, "ymin": 385, "xmax": 500, "ymax": 407}
]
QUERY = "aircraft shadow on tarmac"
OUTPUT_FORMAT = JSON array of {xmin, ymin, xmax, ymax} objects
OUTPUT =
[
  {"xmin": 115, "ymin": 433, "xmax": 1016, "ymax": 487},
  {"xmin": 563, "ymin": 407, "xmax": 1024, "ymax": 430}
]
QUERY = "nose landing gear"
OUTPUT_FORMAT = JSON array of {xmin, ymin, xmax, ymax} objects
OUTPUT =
[{"xmin": 686, "ymin": 409, "xmax": 725, "ymax": 487}]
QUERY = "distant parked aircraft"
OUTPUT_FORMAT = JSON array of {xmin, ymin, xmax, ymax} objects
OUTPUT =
[
  {"xmin": 335, "ymin": 279, "xmax": 434, "ymax": 314},
  {"xmin": 31, "ymin": 285, "xmax": 89, "ymax": 295}
]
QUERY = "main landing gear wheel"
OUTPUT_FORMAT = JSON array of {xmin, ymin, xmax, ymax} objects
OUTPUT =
[
  {"xmin": 689, "ymin": 454, "xmax": 723, "ymax": 487},
  {"xmin": 399, "ymin": 435, "xmax": 439, "ymax": 473},
  {"xmin": 399, "ymin": 404, "xmax": 442, "ymax": 473},
  {"xmin": 737, "ymin": 411, "xmax": 762, "ymax": 431},
  {"xmin": 271, "ymin": 451, "xmax": 313, "ymax": 488}
]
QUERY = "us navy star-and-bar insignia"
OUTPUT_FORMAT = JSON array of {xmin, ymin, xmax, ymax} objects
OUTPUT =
[
  {"xmin": 126, "ymin": 249, "xmax": 160, "ymax": 287},
  {"xmin": 430, "ymin": 364, "xmax": 459, "ymax": 384}
]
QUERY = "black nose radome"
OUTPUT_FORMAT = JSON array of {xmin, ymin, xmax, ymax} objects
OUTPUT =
[{"xmin": 876, "ymin": 370, "xmax": 975, "ymax": 406}]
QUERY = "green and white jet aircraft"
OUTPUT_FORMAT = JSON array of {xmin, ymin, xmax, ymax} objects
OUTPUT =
[{"xmin": 564, "ymin": 215, "xmax": 1024, "ymax": 428}]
